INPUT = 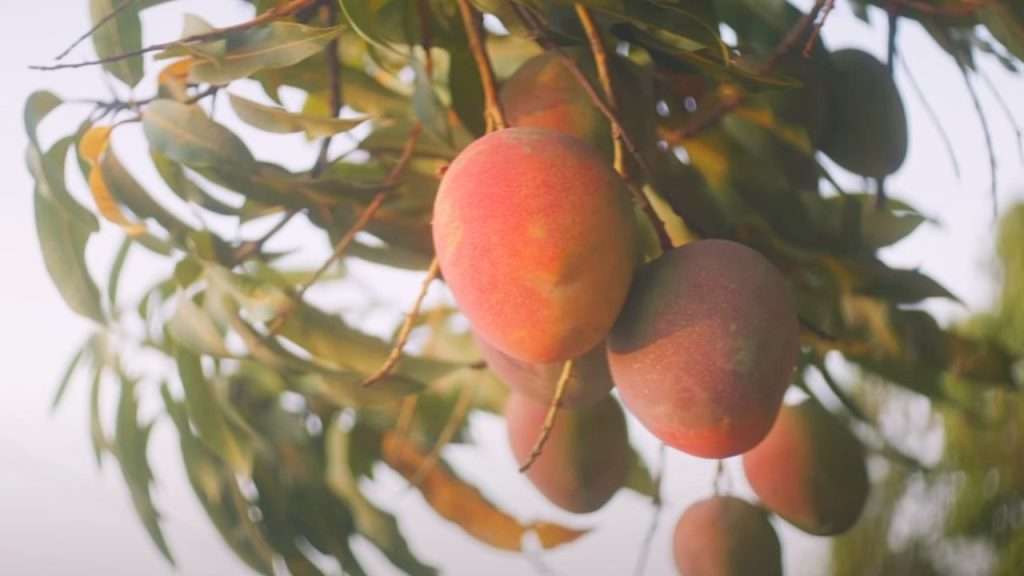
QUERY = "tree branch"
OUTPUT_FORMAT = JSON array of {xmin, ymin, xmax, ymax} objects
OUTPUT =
[
  {"xmin": 518, "ymin": 360, "xmax": 573, "ymax": 473},
  {"xmin": 312, "ymin": 1, "xmax": 343, "ymax": 178},
  {"xmin": 31, "ymin": 0, "xmax": 319, "ymax": 72},
  {"xmin": 55, "ymin": 0, "xmax": 142, "ymax": 61},
  {"xmin": 268, "ymin": 124, "xmax": 423, "ymax": 333},
  {"xmin": 360, "ymin": 257, "xmax": 442, "ymax": 388},
  {"xmin": 575, "ymin": 4, "xmax": 626, "ymax": 177},
  {"xmin": 456, "ymin": 0, "xmax": 506, "ymax": 131},
  {"xmin": 632, "ymin": 443, "xmax": 666, "ymax": 576}
]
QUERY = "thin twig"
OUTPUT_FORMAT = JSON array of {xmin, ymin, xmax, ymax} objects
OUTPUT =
[
  {"xmin": 675, "ymin": 0, "xmax": 826, "ymax": 141},
  {"xmin": 876, "ymin": 9, "xmax": 899, "ymax": 209},
  {"xmin": 56, "ymin": 0, "xmax": 143, "ymax": 61},
  {"xmin": 814, "ymin": 361, "xmax": 870, "ymax": 423},
  {"xmin": 958, "ymin": 62, "xmax": 998, "ymax": 221},
  {"xmin": 712, "ymin": 459, "xmax": 725, "ymax": 495},
  {"xmin": 518, "ymin": 360, "xmax": 574, "ymax": 473},
  {"xmin": 360, "ymin": 258, "xmax": 442, "ymax": 387},
  {"xmin": 409, "ymin": 381, "xmax": 476, "ymax": 486},
  {"xmin": 295, "ymin": 124, "xmax": 422, "ymax": 302},
  {"xmin": 456, "ymin": 0, "xmax": 506, "ymax": 131},
  {"xmin": 416, "ymin": 0, "xmax": 436, "ymax": 77},
  {"xmin": 802, "ymin": 0, "xmax": 835, "ymax": 57},
  {"xmin": 31, "ymin": 0, "xmax": 318, "ymax": 72},
  {"xmin": 632, "ymin": 443, "xmax": 666, "ymax": 576},
  {"xmin": 575, "ymin": 4, "xmax": 626, "ymax": 177},
  {"xmin": 311, "ymin": 1, "xmax": 343, "ymax": 178},
  {"xmin": 977, "ymin": 67, "xmax": 1024, "ymax": 162},
  {"xmin": 231, "ymin": 210, "xmax": 298, "ymax": 265},
  {"xmin": 898, "ymin": 55, "xmax": 962, "ymax": 180}
]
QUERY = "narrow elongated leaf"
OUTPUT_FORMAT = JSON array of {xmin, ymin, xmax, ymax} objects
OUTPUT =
[
  {"xmin": 169, "ymin": 296, "xmax": 231, "ymax": 357},
  {"xmin": 100, "ymin": 149, "xmax": 196, "ymax": 240},
  {"xmin": 114, "ymin": 374, "xmax": 174, "ymax": 564},
  {"xmin": 325, "ymin": 421, "xmax": 437, "ymax": 576},
  {"xmin": 26, "ymin": 136, "xmax": 99, "ymax": 231},
  {"xmin": 51, "ymin": 335, "xmax": 94, "ymax": 412},
  {"xmin": 229, "ymin": 93, "xmax": 368, "ymax": 139},
  {"xmin": 23, "ymin": 91, "xmax": 61, "ymax": 147},
  {"xmin": 188, "ymin": 23, "xmax": 341, "ymax": 85},
  {"xmin": 107, "ymin": 238, "xmax": 132, "ymax": 312},
  {"xmin": 338, "ymin": 0, "xmax": 403, "ymax": 53},
  {"xmin": 381, "ymin": 433, "xmax": 587, "ymax": 551},
  {"xmin": 89, "ymin": 0, "xmax": 144, "ymax": 86},
  {"xmin": 33, "ymin": 190, "xmax": 105, "ymax": 323},
  {"xmin": 150, "ymin": 150, "xmax": 239, "ymax": 215},
  {"xmin": 161, "ymin": 386, "xmax": 275, "ymax": 575},
  {"xmin": 143, "ymin": 100, "xmax": 255, "ymax": 169},
  {"xmin": 174, "ymin": 345, "xmax": 250, "ymax": 472},
  {"xmin": 80, "ymin": 126, "xmax": 148, "ymax": 236},
  {"xmin": 89, "ymin": 357, "xmax": 107, "ymax": 467}
]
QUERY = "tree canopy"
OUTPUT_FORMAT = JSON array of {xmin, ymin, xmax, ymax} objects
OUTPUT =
[{"xmin": 24, "ymin": 0, "xmax": 1024, "ymax": 574}]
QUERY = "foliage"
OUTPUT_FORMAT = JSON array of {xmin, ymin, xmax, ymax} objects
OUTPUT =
[
  {"xmin": 831, "ymin": 204, "xmax": 1024, "ymax": 576},
  {"xmin": 24, "ymin": 0, "xmax": 1023, "ymax": 574}
]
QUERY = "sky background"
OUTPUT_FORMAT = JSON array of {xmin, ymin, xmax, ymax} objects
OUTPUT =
[{"xmin": 1, "ymin": 1, "xmax": 1022, "ymax": 575}]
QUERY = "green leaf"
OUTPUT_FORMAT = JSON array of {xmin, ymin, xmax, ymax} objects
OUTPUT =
[
  {"xmin": 33, "ymin": 190, "xmax": 105, "ymax": 323},
  {"xmin": 187, "ymin": 23, "xmax": 341, "ymax": 85},
  {"xmin": 981, "ymin": 5, "xmax": 1024, "ymax": 62},
  {"xmin": 27, "ymin": 136, "xmax": 99, "ymax": 232},
  {"xmin": 89, "ymin": 0, "xmax": 145, "ymax": 86},
  {"xmin": 107, "ymin": 237, "xmax": 132, "ymax": 311},
  {"xmin": 338, "ymin": 0, "xmax": 405, "ymax": 54},
  {"xmin": 51, "ymin": 335, "xmax": 94, "ymax": 412},
  {"xmin": 861, "ymin": 267, "xmax": 962, "ymax": 305},
  {"xmin": 174, "ymin": 345, "xmax": 251, "ymax": 473},
  {"xmin": 150, "ymin": 150, "xmax": 240, "ymax": 216},
  {"xmin": 143, "ymin": 100, "xmax": 255, "ymax": 169},
  {"xmin": 100, "ymin": 148, "xmax": 195, "ymax": 240},
  {"xmin": 161, "ymin": 386, "xmax": 276, "ymax": 575},
  {"xmin": 325, "ymin": 420, "xmax": 437, "ymax": 576},
  {"xmin": 412, "ymin": 60, "xmax": 451, "ymax": 145},
  {"xmin": 114, "ymin": 373, "xmax": 175, "ymax": 564},
  {"xmin": 278, "ymin": 299, "xmax": 460, "ymax": 384},
  {"xmin": 89, "ymin": 358, "xmax": 107, "ymax": 467},
  {"xmin": 23, "ymin": 91, "xmax": 61, "ymax": 148},
  {"xmin": 622, "ymin": 448, "xmax": 657, "ymax": 498},
  {"xmin": 448, "ymin": 43, "xmax": 486, "ymax": 137},
  {"xmin": 228, "ymin": 93, "xmax": 369, "ymax": 139},
  {"xmin": 169, "ymin": 295, "xmax": 231, "ymax": 357}
]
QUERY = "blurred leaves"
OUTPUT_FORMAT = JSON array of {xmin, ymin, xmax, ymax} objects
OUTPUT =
[{"xmin": 25, "ymin": 1, "xmax": 1024, "ymax": 574}]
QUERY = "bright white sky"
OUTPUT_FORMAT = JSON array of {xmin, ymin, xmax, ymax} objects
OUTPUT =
[{"xmin": 0, "ymin": 1, "xmax": 1021, "ymax": 575}]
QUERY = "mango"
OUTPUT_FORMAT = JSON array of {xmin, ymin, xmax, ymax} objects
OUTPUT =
[
  {"xmin": 673, "ymin": 496, "xmax": 783, "ymax": 576},
  {"xmin": 607, "ymin": 239, "xmax": 799, "ymax": 458},
  {"xmin": 475, "ymin": 333, "xmax": 613, "ymax": 408},
  {"xmin": 505, "ymin": 392, "xmax": 629, "ymax": 513},
  {"xmin": 433, "ymin": 127, "xmax": 636, "ymax": 363},
  {"xmin": 742, "ymin": 399, "xmax": 869, "ymax": 535}
]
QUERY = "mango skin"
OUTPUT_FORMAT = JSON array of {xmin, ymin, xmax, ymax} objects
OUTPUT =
[
  {"xmin": 673, "ymin": 496, "xmax": 782, "ymax": 576},
  {"xmin": 505, "ymin": 392, "xmax": 629, "ymax": 514},
  {"xmin": 742, "ymin": 400, "xmax": 869, "ymax": 536},
  {"xmin": 820, "ymin": 49, "xmax": 908, "ymax": 178},
  {"xmin": 475, "ymin": 333, "xmax": 614, "ymax": 409},
  {"xmin": 433, "ymin": 127, "xmax": 636, "ymax": 363},
  {"xmin": 607, "ymin": 239, "xmax": 799, "ymax": 458},
  {"xmin": 500, "ymin": 49, "xmax": 655, "ymax": 160}
]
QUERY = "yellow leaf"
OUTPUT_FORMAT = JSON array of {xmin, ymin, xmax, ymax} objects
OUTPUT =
[
  {"xmin": 158, "ymin": 59, "xmax": 194, "ymax": 102},
  {"xmin": 79, "ymin": 125, "xmax": 112, "ymax": 166},
  {"xmin": 381, "ymin": 432, "xmax": 587, "ymax": 551},
  {"xmin": 79, "ymin": 126, "xmax": 146, "ymax": 236}
]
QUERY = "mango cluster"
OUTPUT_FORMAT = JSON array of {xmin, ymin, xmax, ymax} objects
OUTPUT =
[{"xmin": 431, "ymin": 49, "xmax": 872, "ymax": 573}]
